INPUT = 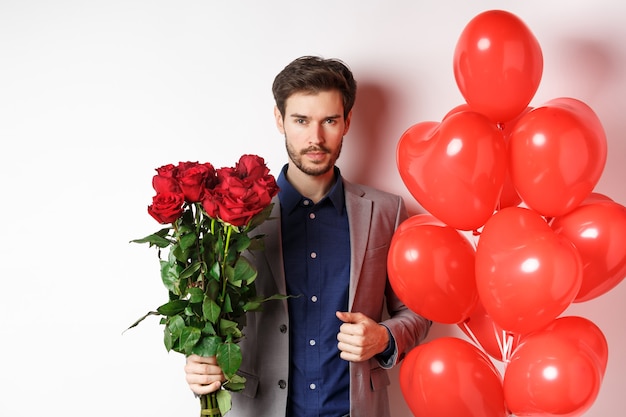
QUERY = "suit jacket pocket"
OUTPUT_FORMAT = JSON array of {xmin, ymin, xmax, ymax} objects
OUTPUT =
[{"xmin": 237, "ymin": 369, "xmax": 259, "ymax": 399}]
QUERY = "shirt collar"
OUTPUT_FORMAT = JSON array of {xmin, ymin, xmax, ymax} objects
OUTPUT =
[{"xmin": 277, "ymin": 164, "xmax": 345, "ymax": 214}]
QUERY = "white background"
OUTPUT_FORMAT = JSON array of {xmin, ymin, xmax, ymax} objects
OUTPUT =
[{"xmin": 1, "ymin": 1, "xmax": 624, "ymax": 416}]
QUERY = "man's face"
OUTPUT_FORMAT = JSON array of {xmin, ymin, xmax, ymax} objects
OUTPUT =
[{"xmin": 275, "ymin": 90, "xmax": 351, "ymax": 177}]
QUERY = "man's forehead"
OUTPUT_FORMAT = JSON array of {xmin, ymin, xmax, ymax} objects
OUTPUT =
[{"xmin": 285, "ymin": 90, "xmax": 345, "ymax": 117}]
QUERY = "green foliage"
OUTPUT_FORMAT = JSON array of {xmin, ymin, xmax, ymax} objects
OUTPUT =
[{"xmin": 129, "ymin": 202, "xmax": 288, "ymax": 401}]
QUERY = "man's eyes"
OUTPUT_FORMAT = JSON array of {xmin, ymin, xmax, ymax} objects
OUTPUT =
[{"xmin": 293, "ymin": 118, "xmax": 337, "ymax": 125}]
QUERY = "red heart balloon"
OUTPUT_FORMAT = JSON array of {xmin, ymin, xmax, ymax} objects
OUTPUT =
[
  {"xmin": 444, "ymin": 104, "xmax": 531, "ymax": 211},
  {"xmin": 475, "ymin": 207, "xmax": 582, "ymax": 335},
  {"xmin": 397, "ymin": 111, "xmax": 507, "ymax": 231},
  {"xmin": 388, "ymin": 214, "xmax": 478, "ymax": 324},
  {"xmin": 400, "ymin": 337, "xmax": 507, "ymax": 417},
  {"xmin": 540, "ymin": 316, "xmax": 609, "ymax": 377},
  {"xmin": 504, "ymin": 331, "xmax": 602, "ymax": 417},
  {"xmin": 551, "ymin": 199, "xmax": 626, "ymax": 302},
  {"xmin": 509, "ymin": 98, "xmax": 607, "ymax": 217}
]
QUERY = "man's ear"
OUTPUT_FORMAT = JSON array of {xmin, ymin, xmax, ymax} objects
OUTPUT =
[{"xmin": 274, "ymin": 106, "xmax": 285, "ymax": 134}]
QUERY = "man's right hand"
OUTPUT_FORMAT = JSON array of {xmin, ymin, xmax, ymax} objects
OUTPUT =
[{"xmin": 184, "ymin": 354, "xmax": 226, "ymax": 395}]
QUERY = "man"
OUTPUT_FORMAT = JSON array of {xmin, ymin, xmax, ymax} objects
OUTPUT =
[{"xmin": 185, "ymin": 55, "xmax": 431, "ymax": 417}]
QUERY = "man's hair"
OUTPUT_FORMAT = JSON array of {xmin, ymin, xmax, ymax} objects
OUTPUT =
[{"xmin": 272, "ymin": 55, "xmax": 357, "ymax": 119}]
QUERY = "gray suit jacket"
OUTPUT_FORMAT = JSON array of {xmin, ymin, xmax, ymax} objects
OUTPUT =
[{"xmin": 230, "ymin": 180, "xmax": 431, "ymax": 417}]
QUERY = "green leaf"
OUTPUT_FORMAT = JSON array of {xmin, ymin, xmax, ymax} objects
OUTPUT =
[
  {"xmin": 130, "ymin": 228, "xmax": 172, "ymax": 248},
  {"xmin": 242, "ymin": 300, "xmax": 261, "ymax": 312},
  {"xmin": 166, "ymin": 315, "xmax": 186, "ymax": 339},
  {"xmin": 224, "ymin": 264, "xmax": 234, "ymax": 283},
  {"xmin": 164, "ymin": 327, "xmax": 174, "ymax": 351},
  {"xmin": 124, "ymin": 310, "xmax": 160, "ymax": 332},
  {"xmin": 233, "ymin": 234, "xmax": 251, "ymax": 253},
  {"xmin": 160, "ymin": 259, "xmax": 182, "ymax": 295},
  {"xmin": 202, "ymin": 297, "xmax": 221, "ymax": 323},
  {"xmin": 180, "ymin": 326, "xmax": 201, "ymax": 353},
  {"xmin": 209, "ymin": 261, "xmax": 220, "ymax": 280},
  {"xmin": 242, "ymin": 293, "xmax": 295, "ymax": 312},
  {"xmin": 216, "ymin": 390, "xmax": 232, "ymax": 415},
  {"xmin": 157, "ymin": 299, "xmax": 188, "ymax": 316},
  {"xmin": 180, "ymin": 261, "xmax": 202, "ymax": 280},
  {"xmin": 245, "ymin": 203, "xmax": 274, "ymax": 231},
  {"xmin": 202, "ymin": 321, "xmax": 216, "ymax": 336},
  {"xmin": 188, "ymin": 287, "xmax": 204, "ymax": 303},
  {"xmin": 191, "ymin": 335, "xmax": 220, "ymax": 357},
  {"xmin": 216, "ymin": 342, "xmax": 242, "ymax": 379},
  {"xmin": 206, "ymin": 279, "xmax": 220, "ymax": 300},
  {"xmin": 219, "ymin": 319, "xmax": 242, "ymax": 339},
  {"xmin": 179, "ymin": 231, "xmax": 197, "ymax": 251},
  {"xmin": 224, "ymin": 373, "xmax": 246, "ymax": 392},
  {"xmin": 233, "ymin": 256, "xmax": 257, "ymax": 283},
  {"xmin": 223, "ymin": 293, "xmax": 233, "ymax": 314}
]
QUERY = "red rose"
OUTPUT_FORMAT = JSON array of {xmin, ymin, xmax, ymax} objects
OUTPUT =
[
  {"xmin": 202, "ymin": 165, "xmax": 278, "ymax": 227},
  {"xmin": 148, "ymin": 191, "xmax": 185, "ymax": 224},
  {"xmin": 152, "ymin": 164, "xmax": 181, "ymax": 195},
  {"xmin": 235, "ymin": 155, "xmax": 279, "ymax": 201},
  {"xmin": 235, "ymin": 154, "xmax": 270, "ymax": 180},
  {"xmin": 175, "ymin": 161, "xmax": 217, "ymax": 203},
  {"xmin": 155, "ymin": 164, "xmax": 177, "ymax": 178}
]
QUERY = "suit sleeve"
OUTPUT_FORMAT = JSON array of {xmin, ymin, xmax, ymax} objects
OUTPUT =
[{"xmin": 377, "ymin": 195, "xmax": 432, "ymax": 368}]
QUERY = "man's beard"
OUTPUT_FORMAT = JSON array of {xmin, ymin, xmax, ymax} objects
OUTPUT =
[{"xmin": 285, "ymin": 137, "xmax": 342, "ymax": 176}]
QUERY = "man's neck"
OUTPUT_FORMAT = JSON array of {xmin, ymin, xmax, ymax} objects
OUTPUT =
[{"xmin": 285, "ymin": 164, "xmax": 336, "ymax": 204}]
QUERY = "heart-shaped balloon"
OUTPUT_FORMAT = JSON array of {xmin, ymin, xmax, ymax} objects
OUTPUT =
[
  {"xmin": 397, "ymin": 111, "xmax": 507, "ymax": 231},
  {"xmin": 400, "ymin": 337, "xmax": 508, "ymax": 417},
  {"xmin": 444, "ymin": 104, "xmax": 531, "ymax": 210},
  {"xmin": 551, "ymin": 199, "xmax": 626, "ymax": 302},
  {"xmin": 475, "ymin": 207, "xmax": 582, "ymax": 335},
  {"xmin": 504, "ymin": 331, "xmax": 602, "ymax": 417},
  {"xmin": 509, "ymin": 97, "xmax": 607, "ymax": 217},
  {"xmin": 388, "ymin": 214, "xmax": 478, "ymax": 324}
]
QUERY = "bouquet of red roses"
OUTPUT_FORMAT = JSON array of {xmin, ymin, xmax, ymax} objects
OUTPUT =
[{"xmin": 129, "ymin": 155, "xmax": 280, "ymax": 416}]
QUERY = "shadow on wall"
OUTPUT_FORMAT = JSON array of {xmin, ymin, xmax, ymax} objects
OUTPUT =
[
  {"xmin": 342, "ymin": 81, "xmax": 393, "ymax": 185},
  {"xmin": 341, "ymin": 79, "xmax": 427, "ymax": 215},
  {"xmin": 544, "ymin": 33, "xmax": 626, "ymax": 201}
]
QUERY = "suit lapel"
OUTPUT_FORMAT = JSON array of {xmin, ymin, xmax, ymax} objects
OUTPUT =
[
  {"xmin": 257, "ymin": 198, "xmax": 287, "ymax": 296},
  {"xmin": 344, "ymin": 181, "xmax": 372, "ymax": 310}
]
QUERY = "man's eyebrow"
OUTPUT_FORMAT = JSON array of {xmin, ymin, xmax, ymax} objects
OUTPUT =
[
  {"xmin": 288, "ymin": 113, "xmax": 342, "ymax": 120},
  {"xmin": 288, "ymin": 113, "xmax": 309, "ymax": 119}
]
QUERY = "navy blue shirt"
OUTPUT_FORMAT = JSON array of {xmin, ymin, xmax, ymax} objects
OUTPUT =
[{"xmin": 278, "ymin": 165, "xmax": 351, "ymax": 417}]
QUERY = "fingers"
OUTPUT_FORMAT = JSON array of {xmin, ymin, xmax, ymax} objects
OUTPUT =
[
  {"xmin": 336, "ymin": 311, "xmax": 365, "ymax": 324},
  {"xmin": 188, "ymin": 380, "xmax": 222, "ymax": 395},
  {"xmin": 187, "ymin": 354, "xmax": 218, "ymax": 365},
  {"xmin": 184, "ymin": 355, "xmax": 225, "ymax": 395},
  {"xmin": 335, "ymin": 311, "xmax": 390, "ymax": 362}
]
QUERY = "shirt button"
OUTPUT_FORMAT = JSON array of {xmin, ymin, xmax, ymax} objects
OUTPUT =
[
  {"xmin": 311, "ymin": 295, "xmax": 318, "ymax": 303},
  {"xmin": 309, "ymin": 212, "xmax": 316, "ymax": 219},
  {"xmin": 309, "ymin": 339, "xmax": 316, "ymax": 346},
  {"xmin": 279, "ymin": 324, "xmax": 287, "ymax": 333},
  {"xmin": 309, "ymin": 383, "xmax": 316, "ymax": 390},
  {"xmin": 310, "ymin": 252, "xmax": 317, "ymax": 259},
  {"xmin": 303, "ymin": 200, "xmax": 311, "ymax": 206},
  {"xmin": 279, "ymin": 380, "xmax": 287, "ymax": 389}
]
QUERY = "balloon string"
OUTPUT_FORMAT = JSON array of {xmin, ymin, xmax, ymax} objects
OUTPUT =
[
  {"xmin": 501, "ymin": 331, "xmax": 515, "ymax": 363},
  {"xmin": 492, "ymin": 322, "xmax": 516, "ymax": 363},
  {"xmin": 493, "ymin": 321, "xmax": 506, "ymax": 361},
  {"xmin": 460, "ymin": 321, "xmax": 481, "ymax": 349}
]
